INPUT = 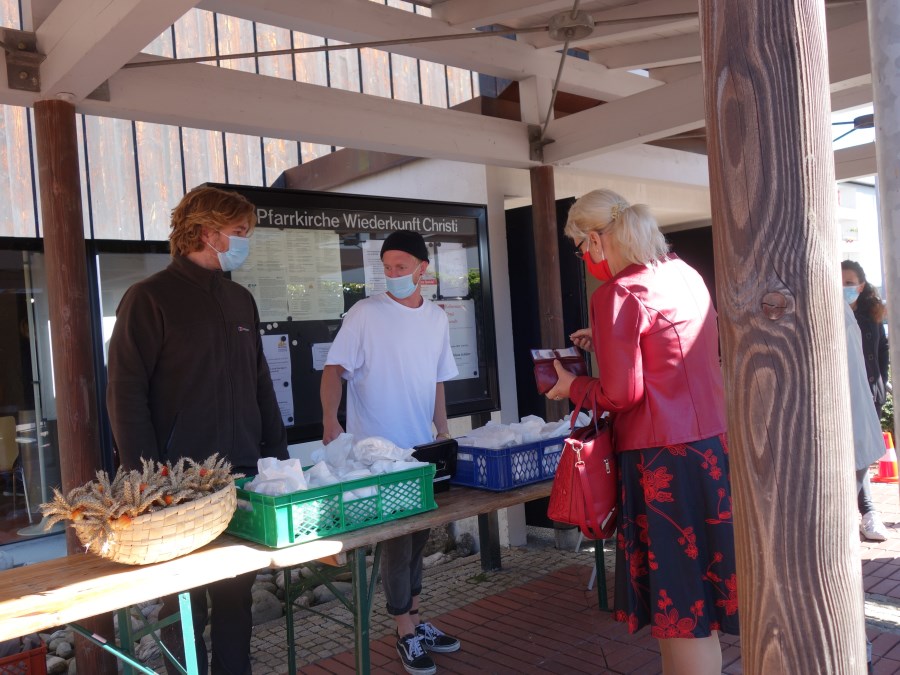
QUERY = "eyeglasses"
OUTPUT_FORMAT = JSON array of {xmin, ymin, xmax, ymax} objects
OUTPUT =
[{"xmin": 574, "ymin": 239, "xmax": 588, "ymax": 260}]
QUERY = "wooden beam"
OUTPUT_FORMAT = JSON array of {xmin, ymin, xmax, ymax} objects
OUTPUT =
[
  {"xmin": 35, "ymin": 0, "xmax": 199, "ymax": 100},
  {"xmin": 199, "ymin": 0, "xmax": 661, "ymax": 100},
  {"xmin": 89, "ymin": 60, "xmax": 536, "ymax": 168},
  {"xmin": 590, "ymin": 33, "xmax": 700, "ymax": 70},
  {"xmin": 34, "ymin": 97, "xmax": 117, "ymax": 674},
  {"xmin": 834, "ymin": 142, "xmax": 876, "ymax": 181},
  {"xmin": 542, "ymin": 73, "xmax": 705, "ymax": 165},
  {"xmin": 701, "ymin": 0, "xmax": 865, "ymax": 671},
  {"xmin": 529, "ymin": 165, "xmax": 567, "ymax": 422},
  {"xmin": 433, "ymin": 0, "xmax": 571, "ymax": 28},
  {"xmin": 868, "ymin": 0, "xmax": 900, "ymax": 446}
]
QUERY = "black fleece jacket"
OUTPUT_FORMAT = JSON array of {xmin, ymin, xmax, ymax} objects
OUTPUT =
[{"xmin": 106, "ymin": 255, "xmax": 288, "ymax": 471}]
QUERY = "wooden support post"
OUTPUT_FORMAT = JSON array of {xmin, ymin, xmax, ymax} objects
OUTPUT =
[
  {"xmin": 700, "ymin": 0, "xmax": 866, "ymax": 671},
  {"xmin": 34, "ymin": 99, "xmax": 116, "ymax": 674},
  {"xmin": 866, "ymin": 0, "xmax": 900, "ymax": 463},
  {"xmin": 530, "ymin": 166, "xmax": 567, "ymax": 422}
]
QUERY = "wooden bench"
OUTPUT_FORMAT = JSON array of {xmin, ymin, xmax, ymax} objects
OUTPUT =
[{"xmin": 0, "ymin": 482, "xmax": 587, "ymax": 673}]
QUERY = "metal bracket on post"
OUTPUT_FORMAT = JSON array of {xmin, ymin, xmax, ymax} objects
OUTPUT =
[
  {"xmin": 2, "ymin": 29, "xmax": 43, "ymax": 92},
  {"xmin": 528, "ymin": 124, "xmax": 554, "ymax": 164}
]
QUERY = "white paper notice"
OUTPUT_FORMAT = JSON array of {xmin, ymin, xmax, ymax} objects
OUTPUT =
[
  {"xmin": 311, "ymin": 342, "xmax": 332, "ymax": 371},
  {"xmin": 437, "ymin": 299, "xmax": 479, "ymax": 380},
  {"xmin": 420, "ymin": 242, "xmax": 438, "ymax": 301},
  {"xmin": 232, "ymin": 230, "xmax": 290, "ymax": 321},
  {"xmin": 285, "ymin": 230, "xmax": 344, "ymax": 321},
  {"xmin": 261, "ymin": 334, "xmax": 295, "ymax": 426},
  {"xmin": 362, "ymin": 239, "xmax": 385, "ymax": 296},
  {"xmin": 436, "ymin": 242, "xmax": 469, "ymax": 297}
]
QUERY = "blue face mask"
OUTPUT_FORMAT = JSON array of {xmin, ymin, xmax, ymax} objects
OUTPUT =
[
  {"xmin": 385, "ymin": 269, "xmax": 420, "ymax": 299},
  {"xmin": 843, "ymin": 286, "xmax": 861, "ymax": 305},
  {"xmin": 209, "ymin": 235, "xmax": 250, "ymax": 272}
]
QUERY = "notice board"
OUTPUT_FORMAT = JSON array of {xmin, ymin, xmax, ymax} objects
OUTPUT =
[{"xmin": 208, "ymin": 184, "xmax": 500, "ymax": 444}]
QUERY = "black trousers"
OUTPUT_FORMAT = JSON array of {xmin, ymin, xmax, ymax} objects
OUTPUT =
[{"xmin": 159, "ymin": 571, "xmax": 256, "ymax": 675}]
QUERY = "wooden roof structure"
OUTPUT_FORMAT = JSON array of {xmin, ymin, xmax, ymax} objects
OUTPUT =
[{"xmin": 0, "ymin": 0, "xmax": 875, "ymax": 180}]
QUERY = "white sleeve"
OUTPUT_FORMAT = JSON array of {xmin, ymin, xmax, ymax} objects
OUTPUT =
[{"xmin": 325, "ymin": 305, "xmax": 365, "ymax": 377}]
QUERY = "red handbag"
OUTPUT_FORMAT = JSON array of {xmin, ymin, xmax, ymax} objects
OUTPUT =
[{"xmin": 547, "ymin": 381, "xmax": 618, "ymax": 540}]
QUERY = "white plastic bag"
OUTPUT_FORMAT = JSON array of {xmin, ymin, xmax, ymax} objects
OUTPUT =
[{"xmin": 245, "ymin": 457, "xmax": 308, "ymax": 496}]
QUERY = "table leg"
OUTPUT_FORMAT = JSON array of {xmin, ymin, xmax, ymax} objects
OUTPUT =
[
  {"xmin": 177, "ymin": 591, "xmax": 199, "ymax": 675},
  {"xmin": 477, "ymin": 511, "xmax": 501, "ymax": 571},
  {"xmin": 285, "ymin": 568, "xmax": 297, "ymax": 675},
  {"xmin": 595, "ymin": 543, "xmax": 609, "ymax": 611},
  {"xmin": 351, "ymin": 547, "xmax": 371, "ymax": 674},
  {"xmin": 68, "ymin": 623, "xmax": 158, "ymax": 675},
  {"xmin": 117, "ymin": 608, "xmax": 135, "ymax": 675}
]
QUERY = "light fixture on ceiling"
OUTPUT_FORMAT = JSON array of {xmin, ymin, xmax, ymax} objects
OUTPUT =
[{"xmin": 833, "ymin": 113, "xmax": 874, "ymax": 143}]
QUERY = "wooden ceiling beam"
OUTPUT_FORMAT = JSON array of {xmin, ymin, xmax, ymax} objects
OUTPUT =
[
  {"xmin": 83, "ymin": 60, "xmax": 537, "ymax": 168},
  {"xmin": 199, "ymin": 0, "xmax": 662, "ymax": 100},
  {"xmin": 35, "ymin": 0, "xmax": 199, "ymax": 100}
]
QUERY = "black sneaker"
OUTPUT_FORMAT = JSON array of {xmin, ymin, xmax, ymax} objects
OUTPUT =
[
  {"xmin": 396, "ymin": 633, "xmax": 436, "ymax": 675},
  {"xmin": 415, "ymin": 622, "xmax": 460, "ymax": 653}
]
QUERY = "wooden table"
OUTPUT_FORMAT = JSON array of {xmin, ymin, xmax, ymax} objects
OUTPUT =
[{"xmin": 0, "ymin": 482, "xmax": 559, "ymax": 673}]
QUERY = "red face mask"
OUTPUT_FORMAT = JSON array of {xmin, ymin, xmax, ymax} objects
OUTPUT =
[{"xmin": 585, "ymin": 254, "xmax": 614, "ymax": 282}]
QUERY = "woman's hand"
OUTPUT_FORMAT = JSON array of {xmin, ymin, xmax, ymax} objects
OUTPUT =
[
  {"xmin": 545, "ymin": 359, "xmax": 576, "ymax": 402},
  {"xmin": 570, "ymin": 328, "xmax": 594, "ymax": 353}
]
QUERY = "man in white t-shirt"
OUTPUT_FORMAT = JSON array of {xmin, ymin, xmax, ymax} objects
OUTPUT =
[{"xmin": 321, "ymin": 230, "xmax": 460, "ymax": 675}]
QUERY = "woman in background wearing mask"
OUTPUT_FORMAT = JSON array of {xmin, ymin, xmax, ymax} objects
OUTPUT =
[
  {"xmin": 842, "ymin": 259, "xmax": 891, "ymax": 542},
  {"xmin": 545, "ymin": 189, "xmax": 738, "ymax": 675}
]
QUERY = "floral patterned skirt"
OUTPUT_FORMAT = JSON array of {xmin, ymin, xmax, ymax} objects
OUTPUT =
[{"xmin": 612, "ymin": 434, "xmax": 740, "ymax": 638}]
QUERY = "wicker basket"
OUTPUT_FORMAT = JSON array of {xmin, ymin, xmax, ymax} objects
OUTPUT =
[{"xmin": 74, "ymin": 482, "xmax": 237, "ymax": 565}]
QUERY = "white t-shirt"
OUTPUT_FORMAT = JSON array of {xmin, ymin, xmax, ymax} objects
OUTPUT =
[{"xmin": 326, "ymin": 293, "xmax": 458, "ymax": 449}]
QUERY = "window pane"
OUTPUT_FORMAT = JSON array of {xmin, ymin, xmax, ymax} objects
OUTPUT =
[
  {"xmin": 447, "ymin": 66, "xmax": 473, "ymax": 107},
  {"xmin": 144, "ymin": 27, "xmax": 174, "ymax": 57},
  {"xmin": 135, "ymin": 121, "xmax": 183, "ymax": 241},
  {"xmin": 0, "ymin": 250, "xmax": 66, "ymax": 560},
  {"xmin": 301, "ymin": 142, "xmax": 331, "ymax": 163},
  {"xmin": 173, "ymin": 9, "xmax": 216, "ymax": 59},
  {"xmin": 225, "ymin": 133, "xmax": 263, "ymax": 186},
  {"xmin": 419, "ymin": 61, "xmax": 448, "ymax": 108},
  {"xmin": 294, "ymin": 33, "xmax": 327, "ymax": 85},
  {"xmin": 0, "ymin": 0, "xmax": 20, "ymax": 29},
  {"xmin": 217, "ymin": 14, "xmax": 256, "ymax": 73},
  {"xmin": 75, "ymin": 115, "xmax": 90, "ymax": 239},
  {"xmin": 256, "ymin": 24, "xmax": 293, "ymax": 79},
  {"xmin": 0, "ymin": 105, "xmax": 36, "ymax": 237},
  {"xmin": 264, "ymin": 138, "xmax": 298, "ymax": 186},
  {"xmin": 391, "ymin": 54, "xmax": 420, "ymax": 103},
  {"xmin": 182, "ymin": 128, "xmax": 226, "ymax": 189},
  {"xmin": 327, "ymin": 40, "xmax": 361, "ymax": 92},
  {"xmin": 83, "ymin": 116, "xmax": 140, "ymax": 240},
  {"xmin": 361, "ymin": 49, "xmax": 391, "ymax": 98}
]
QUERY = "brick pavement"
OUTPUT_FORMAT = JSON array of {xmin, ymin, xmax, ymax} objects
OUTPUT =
[{"xmin": 244, "ymin": 468, "xmax": 900, "ymax": 675}]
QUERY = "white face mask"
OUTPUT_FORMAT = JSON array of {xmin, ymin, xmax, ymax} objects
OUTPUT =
[
  {"xmin": 385, "ymin": 269, "xmax": 419, "ymax": 299},
  {"xmin": 208, "ymin": 235, "xmax": 250, "ymax": 272}
]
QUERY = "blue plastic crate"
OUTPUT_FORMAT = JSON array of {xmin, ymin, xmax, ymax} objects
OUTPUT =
[{"xmin": 451, "ymin": 436, "xmax": 566, "ymax": 491}]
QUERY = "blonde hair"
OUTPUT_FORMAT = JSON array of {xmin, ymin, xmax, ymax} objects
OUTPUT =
[
  {"xmin": 169, "ymin": 186, "xmax": 257, "ymax": 258},
  {"xmin": 564, "ymin": 189, "xmax": 668, "ymax": 265}
]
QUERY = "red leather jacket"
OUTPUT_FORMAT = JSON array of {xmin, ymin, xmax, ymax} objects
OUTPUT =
[{"xmin": 568, "ymin": 255, "xmax": 726, "ymax": 452}]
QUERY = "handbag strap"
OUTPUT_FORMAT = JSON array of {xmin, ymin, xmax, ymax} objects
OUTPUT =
[
  {"xmin": 570, "ymin": 378, "xmax": 601, "ymax": 433},
  {"xmin": 575, "ymin": 455, "xmax": 603, "ymax": 539},
  {"xmin": 570, "ymin": 378, "xmax": 608, "ymax": 539}
]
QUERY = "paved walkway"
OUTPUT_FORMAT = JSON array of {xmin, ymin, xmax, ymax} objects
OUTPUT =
[{"xmin": 244, "ymin": 469, "xmax": 900, "ymax": 675}]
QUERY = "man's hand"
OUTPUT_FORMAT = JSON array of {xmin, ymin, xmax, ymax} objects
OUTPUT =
[
  {"xmin": 322, "ymin": 419, "xmax": 345, "ymax": 445},
  {"xmin": 570, "ymin": 328, "xmax": 593, "ymax": 353},
  {"xmin": 545, "ymin": 359, "xmax": 576, "ymax": 402}
]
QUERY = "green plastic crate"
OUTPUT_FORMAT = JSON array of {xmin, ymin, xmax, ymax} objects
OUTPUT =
[{"xmin": 226, "ymin": 464, "xmax": 436, "ymax": 548}]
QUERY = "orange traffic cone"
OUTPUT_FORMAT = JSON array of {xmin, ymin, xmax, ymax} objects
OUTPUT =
[{"xmin": 873, "ymin": 432, "xmax": 899, "ymax": 484}]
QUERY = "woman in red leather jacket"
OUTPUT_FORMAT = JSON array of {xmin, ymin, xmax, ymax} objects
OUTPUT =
[{"xmin": 546, "ymin": 189, "xmax": 738, "ymax": 675}]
